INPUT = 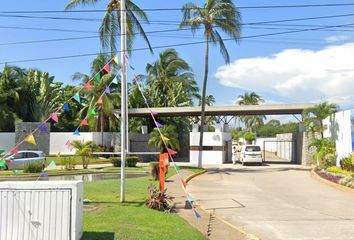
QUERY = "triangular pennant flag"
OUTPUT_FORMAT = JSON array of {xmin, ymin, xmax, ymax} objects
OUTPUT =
[
  {"xmin": 156, "ymin": 122, "xmax": 164, "ymax": 128},
  {"xmin": 113, "ymin": 55, "xmax": 119, "ymax": 64},
  {"xmin": 90, "ymin": 109, "xmax": 97, "ymax": 116},
  {"xmin": 103, "ymin": 64, "xmax": 110, "ymax": 73},
  {"xmin": 97, "ymin": 96, "xmax": 103, "ymax": 105},
  {"xmin": 11, "ymin": 147, "xmax": 19, "ymax": 155},
  {"xmin": 162, "ymin": 135, "xmax": 170, "ymax": 142},
  {"xmin": 39, "ymin": 123, "xmax": 47, "ymax": 133},
  {"xmin": 63, "ymin": 102, "xmax": 70, "ymax": 112},
  {"xmin": 167, "ymin": 148, "xmax": 177, "ymax": 156},
  {"xmin": 150, "ymin": 110, "xmax": 158, "ymax": 116},
  {"xmin": 192, "ymin": 208, "xmax": 201, "ymax": 219},
  {"xmin": 65, "ymin": 140, "xmax": 71, "ymax": 147},
  {"xmin": 81, "ymin": 119, "xmax": 89, "ymax": 126},
  {"xmin": 73, "ymin": 93, "xmax": 81, "ymax": 104},
  {"xmin": 112, "ymin": 76, "xmax": 118, "ymax": 84},
  {"xmin": 51, "ymin": 112, "xmax": 59, "ymax": 123},
  {"xmin": 24, "ymin": 134, "xmax": 36, "ymax": 145},
  {"xmin": 40, "ymin": 171, "xmax": 48, "ymax": 178},
  {"xmin": 105, "ymin": 87, "xmax": 111, "ymax": 95},
  {"xmin": 124, "ymin": 54, "xmax": 129, "ymax": 62},
  {"xmin": 84, "ymin": 82, "xmax": 91, "ymax": 91},
  {"xmin": 173, "ymin": 165, "xmax": 180, "ymax": 172},
  {"xmin": 187, "ymin": 195, "xmax": 193, "ymax": 202},
  {"xmin": 95, "ymin": 73, "xmax": 101, "ymax": 81},
  {"xmin": 48, "ymin": 161, "xmax": 56, "ymax": 168},
  {"xmin": 73, "ymin": 129, "xmax": 80, "ymax": 136},
  {"xmin": 12, "ymin": 169, "xmax": 18, "ymax": 175},
  {"xmin": 129, "ymin": 64, "xmax": 135, "ymax": 71},
  {"xmin": 181, "ymin": 179, "xmax": 188, "ymax": 188}
]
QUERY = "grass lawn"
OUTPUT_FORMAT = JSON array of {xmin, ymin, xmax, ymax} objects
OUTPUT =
[
  {"xmin": 46, "ymin": 156, "xmax": 111, "ymax": 165},
  {"xmin": 82, "ymin": 167, "xmax": 206, "ymax": 240}
]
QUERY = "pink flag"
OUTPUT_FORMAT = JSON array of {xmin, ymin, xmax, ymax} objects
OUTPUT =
[
  {"xmin": 181, "ymin": 179, "xmax": 188, "ymax": 188},
  {"xmin": 150, "ymin": 109, "xmax": 158, "ymax": 116},
  {"xmin": 84, "ymin": 82, "xmax": 91, "ymax": 90},
  {"xmin": 103, "ymin": 64, "xmax": 110, "ymax": 73},
  {"xmin": 81, "ymin": 119, "xmax": 89, "ymax": 126},
  {"xmin": 51, "ymin": 112, "xmax": 59, "ymax": 123},
  {"xmin": 11, "ymin": 147, "xmax": 19, "ymax": 155},
  {"xmin": 167, "ymin": 148, "xmax": 177, "ymax": 156},
  {"xmin": 65, "ymin": 140, "xmax": 71, "ymax": 147}
]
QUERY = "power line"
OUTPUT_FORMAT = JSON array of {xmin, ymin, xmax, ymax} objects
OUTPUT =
[
  {"xmin": 2, "ymin": 22, "xmax": 353, "ymax": 65},
  {"xmin": 1, "ymin": 3, "xmax": 354, "ymax": 13},
  {"xmin": 0, "ymin": 25, "xmax": 97, "ymax": 33}
]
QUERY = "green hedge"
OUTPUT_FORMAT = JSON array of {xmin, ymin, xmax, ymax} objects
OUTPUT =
[
  {"xmin": 110, "ymin": 156, "xmax": 139, "ymax": 167},
  {"xmin": 23, "ymin": 161, "xmax": 43, "ymax": 173}
]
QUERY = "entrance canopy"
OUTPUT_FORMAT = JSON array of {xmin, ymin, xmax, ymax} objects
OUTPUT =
[{"xmin": 115, "ymin": 103, "xmax": 316, "ymax": 117}]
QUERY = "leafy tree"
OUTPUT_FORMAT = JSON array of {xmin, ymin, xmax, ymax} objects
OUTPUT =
[
  {"xmin": 71, "ymin": 140, "xmax": 101, "ymax": 169},
  {"xmin": 65, "ymin": 0, "xmax": 152, "ymax": 53},
  {"xmin": 148, "ymin": 125, "xmax": 180, "ymax": 153},
  {"xmin": 180, "ymin": 0, "xmax": 241, "ymax": 167},
  {"xmin": 309, "ymin": 138, "xmax": 336, "ymax": 167},
  {"xmin": 302, "ymin": 102, "xmax": 339, "ymax": 139}
]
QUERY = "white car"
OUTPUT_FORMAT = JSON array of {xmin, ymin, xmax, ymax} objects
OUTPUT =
[
  {"xmin": 3, "ymin": 151, "xmax": 46, "ymax": 170},
  {"xmin": 240, "ymin": 145, "xmax": 263, "ymax": 166}
]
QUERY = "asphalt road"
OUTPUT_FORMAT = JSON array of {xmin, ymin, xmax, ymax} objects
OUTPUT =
[{"xmin": 188, "ymin": 164, "xmax": 354, "ymax": 240}]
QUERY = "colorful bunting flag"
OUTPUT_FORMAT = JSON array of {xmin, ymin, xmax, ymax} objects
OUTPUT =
[
  {"xmin": 84, "ymin": 82, "xmax": 91, "ymax": 91},
  {"xmin": 124, "ymin": 54, "xmax": 129, "ymax": 62},
  {"xmin": 48, "ymin": 161, "xmax": 56, "ymax": 168},
  {"xmin": 90, "ymin": 109, "xmax": 97, "ymax": 116},
  {"xmin": 187, "ymin": 195, "xmax": 193, "ymax": 202},
  {"xmin": 40, "ymin": 171, "xmax": 48, "ymax": 178},
  {"xmin": 81, "ymin": 119, "xmax": 89, "ymax": 126},
  {"xmin": 103, "ymin": 64, "xmax": 110, "ymax": 73},
  {"xmin": 24, "ymin": 134, "xmax": 36, "ymax": 145},
  {"xmin": 12, "ymin": 169, "xmax": 18, "ymax": 174},
  {"xmin": 150, "ymin": 110, "xmax": 158, "ymax": 116},
  {"xmin": 73, "ymin": 93, "xmax": 81, "ymax": 104},
  {"xmin": 155, "ymin": 122, "xmax": 164, "ymax": 128},
  {"xmin": 11, "ymin": 147, "xmax": 18, "ymax": 154},
  {"xmin": 192, "ymin": 208, "xmax": 201, "ymax": 219},
  {"xmin": 97, "ymin": 96, "xmax": 103, "ymax": 105},
  {"xmin": 112, "ymin": 76, "xmax": 118, "ymax": 84},
  {"xmin": 105, "ymin": 87, "xmax": 111, "ymax": 95},
  {"xmin": 0, "ymin": 160, "xmax": 7, "ymax": 168},
  {"xmin": 113, "ymin": 55, "xmax": 119, "ymax": 64},
  {"xmin": 173, "ymin": 165, "xmax": 180, "ymax": 172},
  {"xmin": 63, "ymin": 103, "xmax": 70, "ymax": 112},
  {"xmin": 95, "ymin": 73, "xmax": 101, "ymax": 81},
  {"xmin": 167, "ymin": 148, "xmax": 177, "ymax": 156},
  {"xmin": 162, "ymin": 135, "xmax": 170, "ymax": 142},
  {"xmin": 73, "ymin": 129, "xmax": 80, "ymax": 136},
  {"xmin": 181, "ymin": 179, "xmax": 188, "ymax": 188},
  {"xmin": 39, "ymin": 123, "xmax": 47, "ymax": 133},
  {"xmin": 51, "ymin": 112, "xmax": 59, "ymax": 123},
  {"xmin": 65, "ymin": 139, "xmax": 71, "ymax": 147}
]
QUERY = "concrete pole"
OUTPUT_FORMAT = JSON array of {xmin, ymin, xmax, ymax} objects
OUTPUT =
[{"xmin": 120, "ymin": 0, "xmax": 127, "ymax": 203}]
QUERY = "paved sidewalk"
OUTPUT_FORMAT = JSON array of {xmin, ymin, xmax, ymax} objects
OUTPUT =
[{"xmin": 165, "ymin": 170, "xmax": 249, "ymax": 240}]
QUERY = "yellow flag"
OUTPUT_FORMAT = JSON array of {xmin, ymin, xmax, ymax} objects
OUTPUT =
[
  {"xmin": 24, "ymin": 134, "xmax": 36, "ymax": 145},
  {"xmin": 162, "ymin": 135, "xmax": 170, "ymax": 142},
  {"xmin": 113, "ymin": 55, "xmax": 119, "ymax": 64}
]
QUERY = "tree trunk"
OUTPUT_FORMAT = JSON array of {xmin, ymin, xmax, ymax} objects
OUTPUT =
[{"xmin": 198, "ymin": 32, "xmax": 209, "ymax": 168}]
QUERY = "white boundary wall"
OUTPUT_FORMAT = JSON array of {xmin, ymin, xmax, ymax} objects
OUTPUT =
[
  {"xmin": 323, "ymin": 110, "xmax": 352, "ymax": 165},
  {"xmin": 255, "ymin": 138, "xmax": 277, "ymax": 152},
  {"xmin": 0, "ymin": 133, "xmax": 15, "ymax": 152}
]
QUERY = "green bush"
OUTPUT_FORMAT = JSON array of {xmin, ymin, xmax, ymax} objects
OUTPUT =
[
  {"xmin": 60, "ymin": 157, "xmax": 76, "ymax": 170},
  {"xmin": 326, "ymin": 166, "xmax": 353, "ymax": 176},
  {"xmin": 23, "ymin": 161, "xmax": 43, "ymax": 173},
  {"xmin": 110, "ymin": 156, "xmax": 139, "ymax": 167},
  {"xmin": 243, "ymin": 131, "xmax": 256, "ymax": 144},
  {"xmin": 340, "ymin": 155, "xmax": 354, "ymax": 172}
]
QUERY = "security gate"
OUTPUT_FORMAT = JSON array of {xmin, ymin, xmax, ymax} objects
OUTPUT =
[{"xmin": 263, "ymin": 140, "xmax": 296, "ymax": 163}]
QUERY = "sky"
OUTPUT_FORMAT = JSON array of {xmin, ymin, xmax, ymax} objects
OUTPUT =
[{"xmin": 1, "ymin": 0, "xmax": 354, "ymax": 122}]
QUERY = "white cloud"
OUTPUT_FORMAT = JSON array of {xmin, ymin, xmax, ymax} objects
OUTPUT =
[
  {"xmin": 215, "ymin": 43, "xmax": 354, "ymax": 109},
  {"xmin": 325, "ymin": 35, "xmax": 351, "ymax": 43}
]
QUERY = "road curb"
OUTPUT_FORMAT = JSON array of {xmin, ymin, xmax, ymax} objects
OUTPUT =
[
  {"xmin": 311, "ymin": 168, "xmax": 354, "ymax": 194},
  {"xmin": 185, "ymin": 169, "xmax": 207, "ymax": 183},
  {"xmin": 184, "ymin": 169, "xmax": 261, "ymax": 240}
]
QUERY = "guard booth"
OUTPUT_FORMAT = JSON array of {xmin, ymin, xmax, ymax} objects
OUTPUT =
[{"xmin": 189, "ymin": 124, "xmax": 232, "ymax": 165}]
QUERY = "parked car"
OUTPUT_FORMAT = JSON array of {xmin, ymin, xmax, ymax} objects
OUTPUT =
[
  {"xmin": 240, "ymin": 145, "xmax": 263, "ymax": 166},
  {"xmin": 3, "ymin": 151, "xmax": 46, "ymax": 170}
]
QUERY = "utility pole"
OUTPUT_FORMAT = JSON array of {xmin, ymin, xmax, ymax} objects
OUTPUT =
[{"xmin": 120, "ymin": 0, "xmax": 127, "ymax": 203}]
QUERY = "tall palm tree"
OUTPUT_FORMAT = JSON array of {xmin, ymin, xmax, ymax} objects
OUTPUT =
[
  {"xmin": 148, "ymin": 125, "xmax": 180, "ymax": 153},
  {"xmin": 236, "ymin": 92, "xmax": 266, "ymax": 132},
  {"xmin": 65, "ymin": 0, "xmax": 152, "ymax": 53},
  {"xmin": 180, "ymin": 0, "xmax": 241, "ymax": 167},
  {"xmin": 302, "ymin": 102, "xmax": 339, "ymax": 139}
]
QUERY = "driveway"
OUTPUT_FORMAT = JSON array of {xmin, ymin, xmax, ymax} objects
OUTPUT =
[{"xmin": 188, "ymin": 164, "xmax": 354, "ymax": 240}]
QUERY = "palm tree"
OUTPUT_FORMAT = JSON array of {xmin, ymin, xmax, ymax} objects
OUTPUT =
[
  {"xmin": 180, "ymin": 0, "xmax": 241, "ymax": 167},
  {"xmin": 302, "ymin": 102, "xmax": 339, "ymax": 139},
  {"xmin": 148, "ymin": 125, "xmax": 180, "ymax": 153},
  {"xmin": 65, "ymin": 0, "xmax": 152, "ymax": 53},
  {"xmin": 236, "ymin": 92, "xmax": 266, "ymax": 132},
  {"xmin": 71, "ymin": 140, "xmax": 101, "ymax": 169}
]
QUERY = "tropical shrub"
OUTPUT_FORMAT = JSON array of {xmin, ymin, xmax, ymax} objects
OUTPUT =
[
  {"xmin": 340, "ymin": 154, "xmax": 354, "ymax": 172},
  {"xmin": 71, "ymin": 141, "xmax": 101, "ymax": 169},
  {"xmin": 111, "ymin": 156, "xmax": 139, "ymax": 167},
  {"xmin": 309, "ymin": 138, "xmax": 336, "ymax": 167},
  {"xmin": 146, "ymin": 185, "xmax": 174, "ymax": 212},
  {"xmin": 23, "ymin": 161, "xmax": 43, "ymax": 173},
  {"xmin": 60, "ymin": 157, "xmax": 76, "ymax": 170}
]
